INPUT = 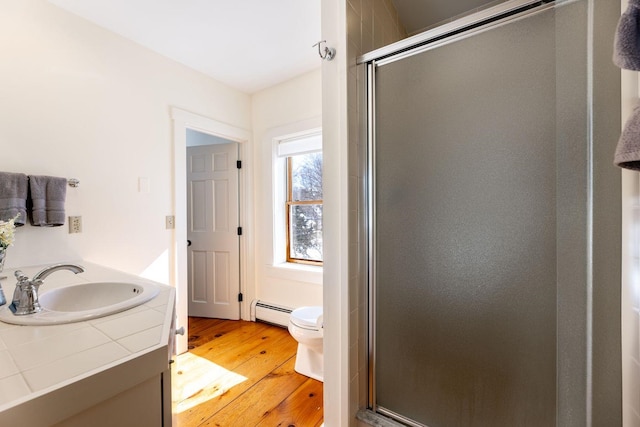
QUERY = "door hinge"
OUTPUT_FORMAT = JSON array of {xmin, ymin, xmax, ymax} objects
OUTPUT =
[
  {"xmin": 237, "ymin": 160, "xmax": 242, "ymax": 169},
  {"xmin": 237, "ymin": 226, "xmax": 243, "ymax": 236},
  {"xmin": 238, "ymin": 293, "xmax": 243, "ymax": 302}
]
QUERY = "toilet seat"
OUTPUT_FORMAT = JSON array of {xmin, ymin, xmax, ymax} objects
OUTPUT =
[{"xmin": 290, "ymin": 306, "xmax": 323, "ymax": 330}]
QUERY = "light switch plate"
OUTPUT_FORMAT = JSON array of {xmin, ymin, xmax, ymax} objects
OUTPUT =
[{"xmin": 138, "ymin": 177, "xmax": 150, "ymax": 194}]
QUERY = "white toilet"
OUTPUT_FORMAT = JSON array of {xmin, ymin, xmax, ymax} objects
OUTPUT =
[{"xmin": 288, "ymin": 306, "xmax": 324, "ymax": 382}]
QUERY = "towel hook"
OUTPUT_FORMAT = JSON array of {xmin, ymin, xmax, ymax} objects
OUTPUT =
[
  {"xmin": 313, "ymin": 40, "xmax": 335, "ymax": 61},
  {"xmin": 67, "ymin": 178, "xmax": 79, "ymax": 188}
]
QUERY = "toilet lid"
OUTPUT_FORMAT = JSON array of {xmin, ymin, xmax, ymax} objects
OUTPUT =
[{"xmin": 290, "ymin": 306, "xmax": 323, "ymax": 329}]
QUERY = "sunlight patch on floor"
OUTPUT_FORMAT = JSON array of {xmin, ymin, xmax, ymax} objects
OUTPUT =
[{"xmin": 172, "ymin": 352, "xmax": 247, "ymax": 413}]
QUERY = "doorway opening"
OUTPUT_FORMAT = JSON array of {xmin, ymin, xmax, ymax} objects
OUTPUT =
[
  {"xmin": 171, "ymin": 107, "xmax": 253, "ymax": 354},
  {"xmin": 186, "ymin": 129, "xmax": 240, "ymax": 320}
]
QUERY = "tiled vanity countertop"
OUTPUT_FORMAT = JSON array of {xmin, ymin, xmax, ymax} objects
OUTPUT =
[{"xmin": 0, "ymin": 261, "xmax": 175, "ymax": 424}]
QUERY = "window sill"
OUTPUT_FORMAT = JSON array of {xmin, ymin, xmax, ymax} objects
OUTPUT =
[{"xmin": 265, "ymin": 263, "xmax": 323, "ymax": 285}]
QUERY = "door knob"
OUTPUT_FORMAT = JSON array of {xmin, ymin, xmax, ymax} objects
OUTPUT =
[{"xmin": 187, "ymin": 240, "xmax": 192, "ymax": 247}]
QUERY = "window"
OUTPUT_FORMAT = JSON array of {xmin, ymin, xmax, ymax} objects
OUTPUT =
[
  {"xmin": 277, "ymin": 132, "xmax": 323, "ymax": 265},
  {"xmin": 287, "ymin": 152, "xmax": 323, "ymax": 264}
]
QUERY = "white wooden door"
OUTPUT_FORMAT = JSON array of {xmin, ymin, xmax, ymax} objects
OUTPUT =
[{"xmin": 187, "ymin": 143, "xmax": 240, "ymax": 319}]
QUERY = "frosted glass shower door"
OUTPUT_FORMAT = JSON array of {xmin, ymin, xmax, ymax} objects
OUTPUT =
[{"xmin": 369, "ymin": 2, "xmax": 614, "ymax": 426}]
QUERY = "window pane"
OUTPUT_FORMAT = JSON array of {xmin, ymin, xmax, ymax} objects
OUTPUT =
[
  {"xmin": 289, "ymin": 204, "xmax": 323, "ymax": 262},
  {"xmin": 291, "ymin": 152, "xmax": 323, "ymax": 201}
]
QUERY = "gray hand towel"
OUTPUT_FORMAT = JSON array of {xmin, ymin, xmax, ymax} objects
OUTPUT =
[
  {"xmin": 29, "ymin": 175, "xmax": 67, "ymax": 227},
  {"xmin": 0, "ymin": 172, "xmax": 28, "ymax": 226},
  {"xmin": 615, "ymin": 101, "xmax": 640, "ymax": 170},
  {"xmin": 614, "ymin": 0, "xmax": 640, "ymax": 70}
]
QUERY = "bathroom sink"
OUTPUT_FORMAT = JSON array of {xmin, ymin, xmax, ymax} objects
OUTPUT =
[{"xmin": 0, "ymin": 281, "xmax": 159, "ymax": 325}]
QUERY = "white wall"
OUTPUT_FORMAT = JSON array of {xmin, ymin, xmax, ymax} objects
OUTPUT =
[
  {"xmin": 250, "ymin": 69, "xmax": 323, "ymax": 309},
  {"xmin": 0, "ymin": 0, "xmax": 250, "ymax": 284}
]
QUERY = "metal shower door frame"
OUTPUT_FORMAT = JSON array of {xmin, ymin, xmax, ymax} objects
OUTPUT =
[{"xmin": 361, "ymin": 0, "xmax": 621, "ymax": 426}]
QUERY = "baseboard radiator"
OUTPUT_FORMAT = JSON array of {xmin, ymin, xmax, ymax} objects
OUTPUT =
[{"xmin": 250, "ymin": 300, "xmax": 293, "ymax": 328}]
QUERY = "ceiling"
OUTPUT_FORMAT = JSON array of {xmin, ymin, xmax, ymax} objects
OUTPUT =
[
  {"xmin": 48, "ymin": 0, "xmax": 322, "ymax": 94},
  {"xmin": 47, "ymin": 0, "xmax": 503, "ymax": 94}
]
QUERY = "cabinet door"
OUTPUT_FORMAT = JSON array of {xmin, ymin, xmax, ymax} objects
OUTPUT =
[{"xmin": 54, "ymin": 376, "xmax": 163, "ymax": 427}]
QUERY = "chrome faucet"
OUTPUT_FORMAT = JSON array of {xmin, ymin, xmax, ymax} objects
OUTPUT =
[{"xmin": 9, "ymin": 263, "xmax": 85, "ymax": 315}]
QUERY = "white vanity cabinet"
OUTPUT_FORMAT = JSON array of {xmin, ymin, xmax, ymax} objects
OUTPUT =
[
  {"xmin": 55, "ymin": 374, "xmax": 165, "ymax": 427},
  {"xmin": 52, "ymin": 367, "xmax": 171, "ymax": 427},
  {"xmin": 0, "ymin": 262, "xmax": 176, "ymax": 427}
]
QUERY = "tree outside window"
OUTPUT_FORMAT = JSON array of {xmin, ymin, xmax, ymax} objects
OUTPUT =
[{"xmin": 287, "ymin": 152, "xmax": 323, "ymax": 264}]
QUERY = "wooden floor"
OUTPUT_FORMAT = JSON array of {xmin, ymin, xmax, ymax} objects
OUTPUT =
[{"xmin": 172, "ymin": 317, "xmax": 323, "ymax": 427}]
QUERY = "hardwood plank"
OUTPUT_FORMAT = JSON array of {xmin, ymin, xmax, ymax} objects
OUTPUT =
[
  {"xmin": 190, "ymin": 321, "xmax": 276, "ymax": 357},
  {"xmin": 255, "ymin": 377, "xmax": 324, "ymax": 427},
  {"xmin": 173, "ymin": 319, "xmax": 323, "ymax": 427},
  {"xmin": 187, "ymin": 317, "xmax": 225, "ymax": 340},
  {"xmin": 191, "ymin": 324, "xmax": 292, "ymax": 369},
  {"xmin": 188, "ymin": 318, "xmax": 270, "ymax": 350},
  {"xmin": 175, "ymin": 327, "xmax": 298, "ymax": 425},
  {"xmin": 190, "ymin": 317, "xmax": 264, "ymax": 342},
  {"xmin": 188, "ymin": 316, "xmax": 224, "ymax": 330},
  {"xmin": 198, "ymin": 357, "xmax": 309, "ymax": 426}
]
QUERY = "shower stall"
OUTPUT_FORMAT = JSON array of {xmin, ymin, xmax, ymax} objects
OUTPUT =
[{"xmin": 361, "ymin": 1, "xmax": 621, "ymax": 426}]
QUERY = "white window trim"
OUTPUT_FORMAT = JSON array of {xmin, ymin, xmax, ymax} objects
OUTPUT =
[
  {"xmin": 264, "ymin": 118, "xmax": 323, "ymax": 284},
  {"xmin": 277, "ymin": 132, "xmax": 322, "ymax": 157}
]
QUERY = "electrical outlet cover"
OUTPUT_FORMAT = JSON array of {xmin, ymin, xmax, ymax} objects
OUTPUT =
[{"xmin": 69, "ymin": 216, "xmax": 82, "ymax": 234}]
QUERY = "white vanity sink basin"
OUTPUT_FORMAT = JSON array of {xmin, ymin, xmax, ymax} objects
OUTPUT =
[{"xmin": 0, "ymin": 281, "xmax": 159, "ymax": 325}]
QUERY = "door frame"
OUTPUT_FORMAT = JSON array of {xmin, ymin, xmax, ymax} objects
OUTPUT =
[{"xmin": 171, "ymin": 107, "xmax": 253, "ymax": 354}]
